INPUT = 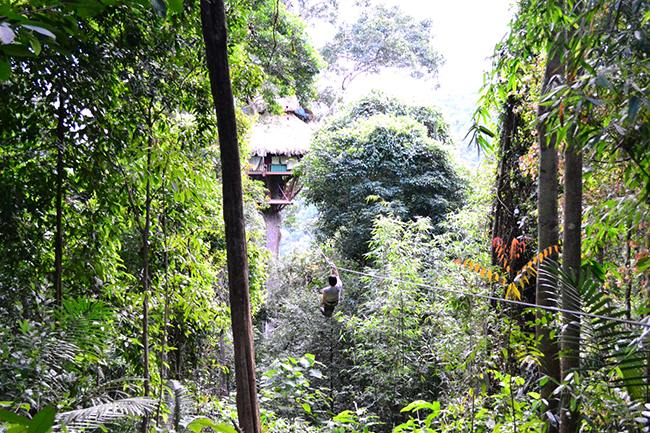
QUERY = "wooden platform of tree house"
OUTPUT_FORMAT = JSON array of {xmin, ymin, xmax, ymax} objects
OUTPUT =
[
  {"xmin": 267, "ymin": 199, "xmax": 293, "ymax": 205},
  {"xmin": 247, "ymin": 170, "xmax": 293, "ymax": 176}
]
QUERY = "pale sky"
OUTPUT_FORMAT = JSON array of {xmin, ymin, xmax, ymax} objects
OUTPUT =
[
  {"xmin": 303, "ymin": 0, "xmax": 516, "ymax": 151},
  {"xmin": 340, "ymin": 0, "xmax": 516, "ymax": 102}
]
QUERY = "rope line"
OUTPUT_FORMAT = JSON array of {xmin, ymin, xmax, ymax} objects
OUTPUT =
[
  {"xmin": 299, "ymin": 228, "xmax": 648, "ymax": 328},
  {"xmin": 305, "ymin": 229, "xmax": 331, "ymax": 265},
  {"xmin": 336, "ymin": 267, "xmax": 650, "ymax": 329}
]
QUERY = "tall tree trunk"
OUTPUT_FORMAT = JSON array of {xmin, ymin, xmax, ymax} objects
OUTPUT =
[
  {"xmin": 625, "ymin": 228, "xmax": 632, "ymax": 320},
  {"xmin": 263, "ymin": 207, "xmax": 282, "ymax": 257},
  {"xmin": 219, "ymin": 329, "xmax": 229, "ymax": 396},
  {"xmin": 54, "ymin": 97, "xmax": 65, "ymax": 307},
  {"xmin": 560, "ymin": 143, "xmax": 582, "ymax": 433},
  {"xmin": 201, "ymin": 1, "xmax": 262, "ymax": 432},
  {"xmin": 536, "ymin": 40, "xmax": 563, "ymax": 433},
  {"xmin": 157, "ymin": 171, "xmax": 170, "ymax": 427},
  {"xmin": 141, "ymin": 144, "xmax": 152, "ymax": 433},
  {"xmin": 143, "ymin": 145, "xmax": 152, "ymax": 397}
]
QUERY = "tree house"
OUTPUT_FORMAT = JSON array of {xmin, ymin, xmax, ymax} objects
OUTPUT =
[
  {"xmin": 247, "ymin": 152, "xmax": 302, "ymax": 210},
  {"xmin": 247, "ymin": 112, "xmax": 313, "ymax": 255}
]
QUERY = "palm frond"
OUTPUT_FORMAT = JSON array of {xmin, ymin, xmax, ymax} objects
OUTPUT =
[
  {"xmin": 535, "ymin": 260, "xmax": 650, "ymax": 400},
  {"xmin": 571, "ymin": 263, "xmax": 650, "ymax": 400},
  {"xmin": 164, "ymin": 380, "xmax": 192, "ymax": 431},
  {"xmin": 56, "ymin": 397, "xmax": 156, "ymax": 431},
  {"xmin": 55, "ymin": 296, "xmax": 113, "ymax": 355}
]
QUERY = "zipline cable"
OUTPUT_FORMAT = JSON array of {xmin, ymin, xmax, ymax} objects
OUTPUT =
[
  {"xmin": 300, "ymin": 228, "xmax": 648, "ymax": 328},
  {"xmin": 305, "ymin": 229, "xmax": 332, "ymax": 265},
  {"xmin": 336, "ymin": 266, "xmax": 650, "ymax": 329}
]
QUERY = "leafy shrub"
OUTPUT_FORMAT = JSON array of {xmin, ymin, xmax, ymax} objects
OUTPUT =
[{"xmin": 259, "ymin": 354, "xmax": 330, "ymax": 423}]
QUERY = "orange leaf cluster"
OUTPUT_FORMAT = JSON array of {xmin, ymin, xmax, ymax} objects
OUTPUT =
[
  {"xmin": 454, "ymin": 244, "xmax": 561, "ymax": 301},
  {"xmin": 492, "ymin": 237, "xmax": 527, "ymax": 272}
]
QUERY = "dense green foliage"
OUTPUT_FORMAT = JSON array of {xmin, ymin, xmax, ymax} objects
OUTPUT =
[
  {"xmin": 259, "ymin": 166, "xmax": 502, "ymax": 431},
  {"xmin": 2, "ymin": 0, "xmax": 650, "ymax": 432},
  {"xmin": 303, "ymin": 92, "xmax": 466, "ymax": 261},
  {"xmin": 468, "ymin": 0, "xmax": 650, "ymax": 431},
  {"xmin": 0, "ymin": 0, "xmax": 275, "ymax": 429},
  {"xmin": 246, "ymin": 0, "xmax": 323, "ymax": 107}
]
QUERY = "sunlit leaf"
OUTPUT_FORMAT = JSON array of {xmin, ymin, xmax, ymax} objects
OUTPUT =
[
  {"xmin": 0, "ymin": 409, "xmax": 30, "ymax": 425},
  {"xmin": 401, "ymin": 400, "xmax": 440, "ymax": 413},
  {"xmin": 27, "ymin": 406, "xmax": 55, "ymax": 433},
  {"xmin": 0, "ymin": 24, "xmax": 15, "ymax": 44},
  {"xmin": 168, "ymin": 0, "xmax": 183, "ymax": 14},
  {"xmin": 212, "ymin": 424, "xmax": 237, "ymax": 433},
  {"xmin": 29, "ymin": 36, "xmax": 41, "ymax": 56},
  {"xmin": 187, "ymin": 418, "xmax": 215, "ymax": 433},
  {"xmin": 642, "ymin": 9, "xmax": 650, "ymax": 24}
]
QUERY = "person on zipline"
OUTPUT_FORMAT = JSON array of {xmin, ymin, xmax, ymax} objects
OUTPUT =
[{"xmin": 320, "ymin": 262, "xmax": 342, "ymax": 317}]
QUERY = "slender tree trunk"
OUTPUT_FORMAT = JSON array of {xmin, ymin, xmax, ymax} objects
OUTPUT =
[
  {"xmin": 560, "ymin": 144, "xmax": 582, "ymax": 433},
  {"xmin": 141, "ymin": 144, "xmax": 152, "ymax": 433},
  {"xmin": 143, "ymin": 145, "xmax": 152, "ymax": 397},
  {"xmin": 201, "ymin": 1, "xmax": 262, "ymax": 432},
  {"xmin": 157, "ymin": 170, "xmax": 170, "ymax": 426},
  {"xmin": 536, "ymin": 40, "xmax": 563, "ymax": 433},
  {"xmin": 625, "ymin": 228, "xmax": 632, "ymax": 320},
  {"xmin": 54, "ymin": 98, "xmax": 65, "ymax": 307},
  {"xmin": 162, "ymin": 192, "xmax": 169, "ymax": 385},
  {"xmin": 262, "ymin": 208, "xmax": 282, "ymax": 257},
  {"xmin": 219, "ymin": 329, "xmax": 229, "ymax": 396}
]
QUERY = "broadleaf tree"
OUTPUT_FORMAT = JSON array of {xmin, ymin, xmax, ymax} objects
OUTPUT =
[
  {"xmin": 246, "ymin": 0, "xmax": 323, "ymax": 107},
  {"xmin": 319, "ymin": 4, "xmax": 444, "ymax": 114},
  {"xmin": 0, "ymin": 0, "xmax": 270, "ymax": 423},
  {"xmin": 476, "ymin": 0, "xmax": 650, "ymax": 430},
  {"xmin": 303, "ymin": 92, "xmax": 466, "ymax": 262}
]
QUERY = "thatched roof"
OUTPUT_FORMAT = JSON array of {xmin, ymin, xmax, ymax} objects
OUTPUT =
[{"xmin": 248, "ymin": 114, "xmax": 314, "ymax": 157}]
